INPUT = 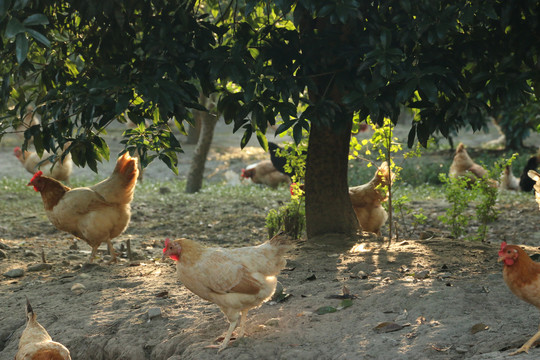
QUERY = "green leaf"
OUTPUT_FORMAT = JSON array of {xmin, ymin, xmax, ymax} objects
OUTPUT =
[
  {"xmin": 339, "ymin": 299, "xmax": 353, "ymax": 309},
  {"xmin": 23, "ymin": 14, "xmax": 49, "ymax": 26},
  {"xmin": 292, "ymin": 123, "xmax": 303, "ymax": 145},
  {"xmin": 240, "ymin": 127, "xmax": 252, "ymax": 148},
  {"xmin": 315, "ymin": 306, "xmax": 337, "ymax": 315},
  {"xmin": 26, "ymin": 28, "xmax": 50, "ymax": 47},
  {"xmin": 5, "ymin": 18, "xmax": 26, "ymax": 38},
  {"xmin": 15, "ymin": 33, "xmax": 28, "ymax": 63},
  {"xmin": 407, "ymin": 124, "xmax": 416, "ymax": 148}
]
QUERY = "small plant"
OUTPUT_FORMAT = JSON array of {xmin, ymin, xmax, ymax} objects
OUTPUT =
[
  {"xmin": 438, "ymin": 173, "xmax": 475, "ymax": 238},
  {"xmin": 265, "ymin": 197, "xmax": 306, "ymax": 239},
  {"xmin": 392, "ymin": 194, "xmax": 428, "ymax": 237},
  {"xmin": 471, "ymin": 154, "xmax": 517, "ymax": 241}
]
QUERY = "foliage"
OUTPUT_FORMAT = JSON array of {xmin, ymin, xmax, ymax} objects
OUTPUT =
[
  {"xmin": 392, "ymin": 194, "xmax": 427, "ymax": 237},
  {"xmin": 265, "ymin": 197, "xmax": 306, "ymax": 239},
  {"xmin": 438, "ymin": 174, "xmax": 475, "ymax": 238},
  {"xmin": 438, "ymin": 153, "xmax": 516, "ymax": 240},
  {"xmin": 471, "ymin": 154, "xmax": 516, "ymax": 241},
  {"xmin": 495, "ymin": 97, "xmax": 540, "ymax": 149},
  {"xmin": 1, "ymin": 0, "xmax": 218, "ymax": 172}
]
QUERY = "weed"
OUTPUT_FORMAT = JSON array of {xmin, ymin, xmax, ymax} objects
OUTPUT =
[{"xmin": 265, "ymin": 197, "xmax": 305, "ymax": 239}]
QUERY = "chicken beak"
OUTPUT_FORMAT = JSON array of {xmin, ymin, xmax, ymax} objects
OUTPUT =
[
  {"xmin": 497, "ymin": 255, "xmax": 505, "ymax": 263},
  {"xmin": 161, "ymin": 253, "xmax": 167, "ymax": 261}
]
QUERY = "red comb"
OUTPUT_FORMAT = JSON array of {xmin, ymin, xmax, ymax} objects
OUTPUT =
[
  {"xmin": 163, "ymin": 238, "xmax": 170, "ymax": 253},
  {"xmin": 30, "ymin": 171, "xmax": 43, "ymax": 183},
  {"xmin": 498, "ymin": 242, "xmax": 507, "ymax": 257}
]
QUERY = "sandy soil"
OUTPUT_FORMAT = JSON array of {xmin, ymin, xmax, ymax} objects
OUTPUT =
[{"xmin": 2, "ymin": 121, "xmax": 540, "ymax": 359}]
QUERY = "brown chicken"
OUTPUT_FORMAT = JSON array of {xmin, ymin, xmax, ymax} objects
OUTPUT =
[
  {"xmin": 162, "ymin": 232, "xmax": 293, "ymax": 352},
  {"xmin": 349, "ymin": 162, "xmax": 393, "ymax": 235},
  {"xmin": 449, "ymin": 143, "xmax": 496, "ymax": 187},
  {"xmin": 28, "ymin": 153, "xmax": 139, "ymax": 263},
  {"xmin": 14, "ymin": 147, "xmax": 73, "ymax": 183},
  {"xmin": 241, "ymin": 160, "xmax": 291, "ymax": 188},
  {"xmin": 15, "ymin": 298, "xmax": 71, "ymax": 360},
  {"xmin": 528, "ymin": 170, "xmax": 540, "ymax": 210},
  {"xmin": 499, "ymin": 242, "xmax": 540, "ymax": 355}
]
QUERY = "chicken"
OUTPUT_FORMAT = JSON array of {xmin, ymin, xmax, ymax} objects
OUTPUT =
[
  {"xmin": 520, "ymin": 153, "xmax": 540, "ymax": 192},
  {"xmin": 15, "ymin": 298, "xmax": 71, "ymax": 360},
  {"xmin": 449, "ymin": 143, "xmax": 496, "ymax": 187},
  {"xmin": 241, "ymin": 160, "xmax": 291, "ymax": 188},
  {"xmin": 349, "ymin": 162, "xmax": 393, "ymax": 235},
  {"xmin": 528, "ymin": 170, "xmax": 540, "ymax": 210},
  {"xmin": 499, "ymin": 165, "xmax": 520, "ymax": 191},
  {"xmin": 14, "ymin": 147, "xmax": 73, "ymax": 183},
  {"xmin": 28, "ymin": 153, "xmax": 139, "ymax": 263},
  {"xmin": 499, "ymin": 242, "xmax": 540, "ymax": 355},
  {"xmin": 162, "ymin": 231, "xmax": 293, "ymax": 351}
]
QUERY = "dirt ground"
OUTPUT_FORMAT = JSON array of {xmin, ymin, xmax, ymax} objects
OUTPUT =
[{"xmin": 2, "ymin": 121, "xmax": 540, "ymax": 359}]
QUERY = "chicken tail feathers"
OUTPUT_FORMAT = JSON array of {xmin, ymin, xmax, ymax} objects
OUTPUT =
[
  {"xmin": 269, "ymin": 231, "xmax": 294, "ymax": 247},
  {"xmin": 91, "ymin": 153, "xmax": 139, "ymax": 204},
  {"xmin": 25, "ymin": 296, "xmax": 37, "ymax": 324},
  {"xmin": 113, "ymin": 152, "xmax": 139, "ymax": 188}
]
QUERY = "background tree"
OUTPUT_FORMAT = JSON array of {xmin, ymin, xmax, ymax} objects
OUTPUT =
[{"xmin": 1, "ymin": 0, "xmax": 539, "ymax": 239}]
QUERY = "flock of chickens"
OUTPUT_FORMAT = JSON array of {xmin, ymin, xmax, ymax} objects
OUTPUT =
[{"xmin": 9, "ymin": 137, "xmax": 540, "ymax": 358}]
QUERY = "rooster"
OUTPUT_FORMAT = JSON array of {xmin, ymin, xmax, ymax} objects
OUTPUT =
[
  {"xmin": 28, "ymin": 153, "xmax": 139, "ymax": 263},
  {"xmin": 349, "ymin": 162, "xmax": 393, "ymax": 235},
  {"xmin": 14, "ymin": 147, "xmax": 73, "ymax": 183},
  {"xmin": 162, "ymin": 231, "xmax": 293, "ymax": 352},
  {"xmin": 499, "ymin": 242, "xmax": 540, "ymax": 355},
  {"xmin": 241, "ymin": 160, "xmax": 291, "ymax": 188},
  {"xmin": 15, "ymin": 298, "xmax": 71, "ymax": 360},
  {"xmin": 528, "ymin": 170, "xmax": 540, "ymax": 210},
  {"xmin": 449, "ymin": 143, "xmax": 496, "ymax": 187}
]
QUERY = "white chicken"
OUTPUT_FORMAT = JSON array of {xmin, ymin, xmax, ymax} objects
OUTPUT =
[{"xmin": 162, "ymin": 231, "xmax": 293, "ymax": 351}]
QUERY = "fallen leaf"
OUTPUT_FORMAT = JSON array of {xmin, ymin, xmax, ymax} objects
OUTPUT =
[
  {"xmin": 338, "ymin": 299, "xmax": 353, "ymax": 309},
  {"xmin": 315, "ymin": 306, "xmax": 337, "ymax": 315},
  {"xmin": 470, "ymin": 323, "xmax": 489, "ymax": 334},
  {"xmin": 373, "ymin": 322, "xmax": 404, "ymax": 333},
  {"xmin": 431, "ymin": 345, "xmax": 451, "ymax": 352}
]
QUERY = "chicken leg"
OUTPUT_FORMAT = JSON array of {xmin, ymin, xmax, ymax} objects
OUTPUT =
[
  {"xmin": 511, "ymin": 326, "xmax": 540, "ymax": 355},
  {"xmin": 237, "ymin": 310, "xmax": 248, "ymax": 338},
  {"xmin": 218, "ymin": 318, "xmax": 238, "ymax": 352}
]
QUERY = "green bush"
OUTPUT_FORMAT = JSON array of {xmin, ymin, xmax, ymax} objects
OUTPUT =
[{"xmin": 266, "ymin": 198, "xmax": 305, "ymax": 239}]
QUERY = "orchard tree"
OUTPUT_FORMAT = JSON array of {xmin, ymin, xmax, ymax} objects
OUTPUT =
[
  {"xmin": 1, "ymin": 0, "xmax": 539, "ymax": 239},
  {"xmin": 212, "ymin": 0, "xmax": 540, "ymax": 237}
]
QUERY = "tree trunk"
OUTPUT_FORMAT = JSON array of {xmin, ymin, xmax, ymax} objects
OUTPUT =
[
  {"xmin": 185, "ymin": 116, "xmax": 201, "ymax": 144},
  {"xmin": 184, "ymin": 109, "xmax": 218, "ymax": 194},
  {"xmin": 304, "ymin": 116, "xmax": 358, "ymax": 238}
]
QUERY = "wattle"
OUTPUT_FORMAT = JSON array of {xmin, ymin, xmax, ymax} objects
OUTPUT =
[
  {"xmin": 170, "ymin": 254, "xmax": 179, "ymax": 261},
  {"xmin": 504, "ymin": 258, "xmax": 515, "ymax": 266}
]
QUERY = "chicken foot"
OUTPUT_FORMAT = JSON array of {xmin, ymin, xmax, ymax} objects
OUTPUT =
[
  {"xmin": 511, "ymin": 326, "xmax": 540, "ymax": 355},
  {"xmin": 204, "ymin": 318, "xmax": 238, "ymax": 353},
  {"xmin": 87, "ymin": 241, "xmax": 117, "ymax": 264}
]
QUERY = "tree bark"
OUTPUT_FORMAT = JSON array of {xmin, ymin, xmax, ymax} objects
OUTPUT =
[
  {"xmin": 304, "ymin": 116, "xmax": 359, "ymax": 238},
  {"xmin": 184, "ymin": 105, "xmax": 218, "ymax": 194},
  {"xmin": 185, "ymin": 116, "xmax": 201, "ymax": 144}
]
